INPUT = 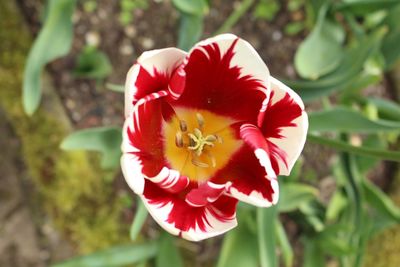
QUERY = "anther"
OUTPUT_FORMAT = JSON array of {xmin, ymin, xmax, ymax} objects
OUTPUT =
[
  {"xmin": 205, "ymin": 135, "xmax": 217, "ymax": 142},
  {"xmin": 196, "ymin": 113, "xmax": 204, "ymax": 130},
  {"xmin": 179, "ymin": 120, "xmax": 187, "ymax": 132},
  {"xmin": 175, "ymin": 132, "xmax": 183, "ymax": 148}
]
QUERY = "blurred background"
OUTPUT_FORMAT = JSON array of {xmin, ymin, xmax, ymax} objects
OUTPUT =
[{"xmin": 1, "ymin": 0, "xmax": 400, "ymax": 267}]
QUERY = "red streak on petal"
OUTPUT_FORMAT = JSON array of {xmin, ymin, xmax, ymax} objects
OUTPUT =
[
  {"xmin": 212, "ymin": 145, "xmax": 275, "ymax": 202},
  {"xmin": 132, "ymin": 66, "xmax": 170, "ymax": 104},
  {"xmin": 185, "ymin": 182, "xmax": 226, "ymax": 207},
  {"xmin": 127, "ymin": 96, "xmax": 166, "ymax": 177},
  {"xmin": 172, "ymin": 38, "xmax": 266, "ymax": 122},
  {"xmin": 261, "ymin": 91, "xmax": 303, "ymax": 139}
]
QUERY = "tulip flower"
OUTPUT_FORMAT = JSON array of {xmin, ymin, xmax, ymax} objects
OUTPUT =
[{"xmin": 121, "ymin": 34, "xmax": 308, "ymax": 241}]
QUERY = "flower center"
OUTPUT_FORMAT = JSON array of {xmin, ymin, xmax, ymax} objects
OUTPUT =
[
  {"xmin": 175, "ymin": 113, "xmax": 223, "ymax": 169},
  {"xmin": 163, "ymin": 108, "xmax": 243, "ymax": 182}
]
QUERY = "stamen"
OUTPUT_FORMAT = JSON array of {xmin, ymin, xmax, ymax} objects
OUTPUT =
[
  {"xmin": 205, "ymin": 134, "xmax": 217, "ymax": 142},
  {"xmin": 191, "ymin": 157, "xmax": 209, "ymax": 168},
  {"xmin": 175, "ymin": 132, "xmax": 183, "ymax": 147},
  {"xmin": 196, "ymin": 113, "xmax": 204, "ymax": 130},
  {"xmin": 179, "ymin": 120, "xmax": 187, "ymax": 132},
  {"xmin": 205, "ymin": 151, "xmax": 216, "ymax": 168}
]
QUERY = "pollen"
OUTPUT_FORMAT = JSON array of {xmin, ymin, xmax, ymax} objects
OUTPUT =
[{"xmin": 163, "ymin": 108, "xmax": 243, "ymax": 182}]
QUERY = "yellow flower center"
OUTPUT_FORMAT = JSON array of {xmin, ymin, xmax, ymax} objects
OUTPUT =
[{"xmin": 163, "ymin": 108, "xmax": 243, "ymax": 182}]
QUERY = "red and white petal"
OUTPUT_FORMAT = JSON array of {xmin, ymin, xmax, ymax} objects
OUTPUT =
[
  {"xmin": 212, "ymin": 146, "xmax": 279, "ymax": 208},
  {"xmin": 192, "ymin": 34, "xmax": 271, "ymax": 88},
  {"xmin": 227, "ymin": 177, "xmax": 279, "ymax": 207},
  {"xmin": 240, "ymin": 123, "xmax": 276, "ymax": 179},
  {"xmin": 122, "ymin": 92, "xmax": 167, "ymax": 180},
  {"xmin": 170, "ymin": 34, "xmax": 270, "ymax": 123},
  {"xmin": 142, "ymin": 181, "xmax": 238, "ymax": 241},
  {"xmin": 146, "ymin": 167, "xmax": 189, "ymax": 193},
  {"xmin": 260, "ymin": 77, "xmax": 308, "ymax": 176},
  {"xmin": 121, "ymin": 153, "xmax": 145, "ymax": 195},
  {"xmin": 125, "ymin": 48, "xmax": 187, "ymax": 117},
  {"xmin": 185, "ymin": 182, "xmax": 226, "ymax": 207}
]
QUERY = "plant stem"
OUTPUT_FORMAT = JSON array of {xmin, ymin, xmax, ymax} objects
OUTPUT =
[{"xmin": 214, "ymin": 0, "xmax": 254, "ymax": 35}]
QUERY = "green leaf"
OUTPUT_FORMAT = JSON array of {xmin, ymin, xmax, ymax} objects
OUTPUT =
[
  {"xmin": 74, "ymin": 46, "xmax": 112, "ymax": 79},
  {"xmin": 217, "ymin": 210, "xmax": 259, "ymax": 267},
  {"xmin": 294, "ymin": 5, "xmax": 344, "ymax": 80},
  {"xmin": 302, "ymin": 238, "xmax": 324, "ymax": 267},
  {"xmin": 106, "ymin": 83, "xmax": 125, "ymax": 93},
  {"xmin": 177, "ymin": 13, "xmax": 203, "ymax": 51},
  {"xmin": 382, "ymin": 5, "xmax": 400, "ymax": 69},
  {"xmin": 307, "ymin": 134, "xmax": 400, "ymax": 162},
  {"xmin": 155, "ymin": 233, "xmax": 184, "ymax": 267},
  {"xmin": 60, "ymin": 127, "xmax": 122, "ymax": 169},
  {"xmin": 275, "ymin": 220, "xmax": 293, "ymax": 267},
  {"xmin": 326, "ymin": 189, "xmax": 348, "ymax": 221},
  {"xmin": 363, "ymin": 97, "xmax": 400, "ymax": 121},
  {"xmin": 130, "ymin": 198, "xmax": 148, "ymax": 241},
  {"xmin": 23, "ymin": 0, "xmax": 77, "ymax": 115},
  {"xmin": 172, "ymin": 0, "xmax": 208, "ymax": 16},
  {"xmin": 309, "ymin": 107, "xmax": 400, "ymax": 133},
  {"xmin": 286, "ymin": 27, "xmax": 386, "ymax": 103},
  {"xmin": 257, "ymin": 207, "xmax": 277, "ymax": 267},
  {"xmin": 214, "ymin": 0, "xmax": 255, "ymax": 35},
  {"xmin": 315, "ymin": 225, "xmax": 354, "ymax": 257},
  {"xmin": 278, "ymin": 183, "xmax": 318, "ymax": 212},
  {"xmin": 51, "ymin": 242, "xmax": 158, "ymax": 267},
  {"xmin": 335, "ymin": 0, "xmax": 400, "ymax": 16},
  {"xmin": 363, "ymin": 178, "xmax": 400, "ymax": 222}
]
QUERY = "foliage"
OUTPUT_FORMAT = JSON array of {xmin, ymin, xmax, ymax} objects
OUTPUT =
[
  {"xmin": 73, "ymin": 46, "xmax": 112, "ymax": 80},
  {"xmin": 23, "ymin": 0, "xmax": 77, "ymax": 115}
]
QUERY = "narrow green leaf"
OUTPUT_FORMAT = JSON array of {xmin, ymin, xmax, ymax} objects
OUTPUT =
[
  {"xmin": 294, "ymin": 4, "xmax": 344, "ymax": 80},
  {"xmin": 363, "ymin": 97, "xmax": 400, "ymax": 121},
  {"xmin": 363, "ymin": 178, "xmax": 400, "ymax": 222},
  {"xmin": 23, "ymin": 0, "xmax": 77, "ymax": 115},
  {"xmin": 60, "ymin": 127, "xmax": 122, "ymax": 169},
  {"xmin": 217, "ymin": 210, "xmax": 259, "ymax": 267},
  {"xmin": 172, "ymin": 0, "xmax": 208, "ymax": 16},
  {"xmin": 307, "ymin": 134, "xmax": 400, "ymax": 162},
  {"xmin": 130, "ymin": 198, "xmax": 148, "ymax": 241},
  {"xmin": 214, "ymin": 0, "xmax": 254, "ymax": 35},
  {"xmin": 302, "ymin": 238, "xmax": 324, "ymax": 267},
  {"xmin": 382, "ymin": 4, "xmax": 400, "ymax": 68},
  {"xmin": 335, "ymin": 0, "xmax": 400, "ymax": 15},
  {"xmin": 106, "ymin": 83, "xmax": 125, "ymax": 93},
  {"xmin": 155, "ymin": 233, "xmax": 184, "ymax": 267},
  {"xmin": 257, "ymin": 207, "xmax": 277, "ymax": 267},
  {"xmin": 51, "ymin": 242, "xmax": 158, "ymax": 267},
  {"xmin": 326, "ymin": 190, "xmax": 348, "ymax": 221},
  {"xmin": 275, "ymin": 220, "xmax": 293, "ymax": 267},
  {"xmin": 309, "ymin": 107, "xmax": 400, "ymax": 133},
  {"xmin": 315, "ymin": 225, "xmax": 354, "ymax": 257},
  {"xmin": 278, "ymin": 183, "xmax": 318, "ymax": 212},
  {"xmin": 177, "ymin": 13, "xmax": 203, "ymax": 51}
]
